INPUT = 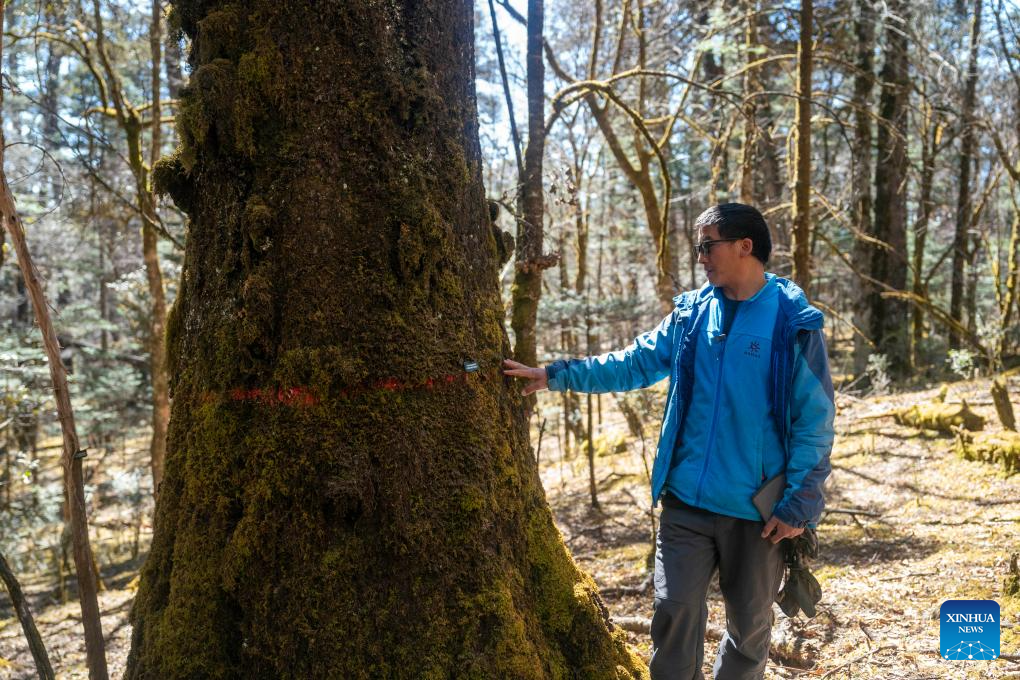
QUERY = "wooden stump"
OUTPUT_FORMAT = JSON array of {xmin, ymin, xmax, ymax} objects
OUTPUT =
[{"xmin": 991, "ymin": 377, "xmax": 1016, "ymax": 431}]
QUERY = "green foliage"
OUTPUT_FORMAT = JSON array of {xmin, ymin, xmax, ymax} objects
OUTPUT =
[
  {"xmin": 947, "ymin": 349, "xmax": 978, "ymax": 379},
  {"xmin": 865, "ymin": 353, "xmax": 891, "ymax": 395}
]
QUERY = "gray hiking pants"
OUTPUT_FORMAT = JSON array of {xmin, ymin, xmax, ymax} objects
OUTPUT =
[{"xmin": 649, "ymin": 495, "xmax": 784, "ymax": 680}]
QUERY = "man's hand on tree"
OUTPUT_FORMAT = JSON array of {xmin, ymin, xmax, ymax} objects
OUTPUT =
[
  {"xmin": 502, "ymin": 359, "xmax": 548, "ymax": 396},
  {"xmin": 761, "ymin": 516, "xmax": 804, "ymax": 544}
]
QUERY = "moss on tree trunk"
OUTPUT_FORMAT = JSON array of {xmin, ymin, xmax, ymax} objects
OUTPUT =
[{"xmin": 126, "ymin": 2, "xmax": 645, "ymax": 678}]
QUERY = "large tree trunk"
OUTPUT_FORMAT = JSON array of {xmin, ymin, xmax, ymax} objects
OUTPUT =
[
  {"xmin": 870, "ymin": 2, "xmax": 911, "ymax": 374},
  {"xmin": 850, "ymin": 0, "xmax": 876, "ymax": 376},
  {"xmin": 127, "ymin": 2, "xmax": 644, "ymax": 678},
  {"xmin": 950, "ymin": 0, "xmax": 983, "ymax": 348}
]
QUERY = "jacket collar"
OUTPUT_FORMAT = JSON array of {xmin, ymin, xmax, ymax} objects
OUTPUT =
[
  {"xmin": 673, "ymin": 273, "xmax": 824, "ymax": 332},
  {"xmin": 770, "ymin": 273, "xmax": 823, "ymax": 332}
]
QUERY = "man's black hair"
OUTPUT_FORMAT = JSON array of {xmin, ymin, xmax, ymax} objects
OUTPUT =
[{"xmin": 695, "ymin": 203, "xmax": 772, "ymax": 265}]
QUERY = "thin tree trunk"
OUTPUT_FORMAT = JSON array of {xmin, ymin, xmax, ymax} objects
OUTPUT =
[
  {"xmin": 145, "ymin": 0, "xmax": 170, "ymax": 496},
  {"xmin": 90, "ymin": 132, "xmax": 111, "ymax": 353},
  {"xmin": 41, "ymin": 2, "xmax": 64, "ymax": 199},
  {"xmin": 991, "ymin": 377, "xmax": 1016, "ymax": 430},
  {"xmin": 739, "ymin": 0, "xmax": 759, "ymax": 204},
  {"xmin": 487, "ymin": 0, "xmax": 523, "ymax": 180},
  {"xmin": 88, "ymin": 0, "xmax": 172, "ymax": 496},
  {"xmin": 951, "ymin": 0, "xmax": 983, "ymax": 348},
  {"xmin": 850, "ymin": 0, "xmax": 875, "ymax": 376},
  {"xmin": 511, "ymin": 0, "xmax": 549, "ymax": 374},
  {"xmin": 871, "ymin": 1, "xmax": 911, "ymax": 374},
  {"xmin": 0, "ymin": 549, "xmax": 55, "ymax": 680},
  {"xmin": 557, "ymin": 228, "xmax": 573, "ymax": 460},
  {"xmin": 998, "ymin": 209, "xmax": 1020, "ymax": 361},
  {"xmin": 964, "ymin": 158, "xmax": 983, "ymax": 337},
  {"xmin": 912, "ymin": 99, "xmax": 939, "ymax": 368},
  {"xmin": 791, "ymin": 0, "xmax": 813, "ymax": 294},
  {"xmin": 0, "ymin": 30, "xmax": 109, "ymax": 678},
  {"xmin": 584, "ymin": 282, "xmax": 598, "ymax": 509},
  {"xmin": 126, "ymin": 2, "xmax": 644, "ymax": 675}
]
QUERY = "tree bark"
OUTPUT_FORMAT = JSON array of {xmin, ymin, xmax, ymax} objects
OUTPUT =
[
  {"xmin": 41, "ymin": 1, "xmax": 64, "ymax": 199},
  {"xmin": 991, "ymin": 377, "xmax": 1016, "ymax": 431},
  {"xmin": 951, "ymin": 0, "xmax": 983, "ymax": 348},
  {"xmin": 850, "ymin": 0, "xmax": 876, "ymax": 376},
  {"xmin": 739, "ymin": 0, "xmax": 760, "ymax": 204},
  {"xmin": 791, "ymin": 0, "xmax": 813, "ymax": 294},
  {"xmin": 511, "ymin": 0, "xmax": 549, "ymax": 372},
  {"xmin": 140, "ymin": 0, "xmax": 171, "ymax": 497},
  {"xmin": 870, "ymin": 2, "xmax": 911, "ymax": 374},
  {"xmin": 911, "ymin": 98, "xmax": 939, "ymax": 368},
  {"xmin": 127, "ymin": 2, "xmax": 644, "ymax": 677}
]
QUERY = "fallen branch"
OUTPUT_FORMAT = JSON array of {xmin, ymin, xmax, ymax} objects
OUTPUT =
[
  {"xmin": 823, "ymin": 508, "xmax": 882, "ymax": 518},
  {"xmin": 0, "ymin": 549, "xmax": 54, "ymax": 680},
  {"xmin": 954, "ymin": 428, "xmax": 1020, "ymax": 475},
  {"xmin": 818, "ymin": 645, "xmax": 895, "ymax": 679},
  {"xmin": 613, "ymin": 616, "xmax": 650, "ymax": 634},
  {"xmin": 600, "ymin": 574, "xmax": 652, "ymax": 598}
]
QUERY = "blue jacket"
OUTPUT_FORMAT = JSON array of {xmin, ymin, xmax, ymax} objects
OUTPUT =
[{"xmin": 545, "ymin": 274, "xmax": 834, "ymax": 527}]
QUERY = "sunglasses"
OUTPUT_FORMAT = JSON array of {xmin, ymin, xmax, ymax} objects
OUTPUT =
[{"xmin": 694, "ymin": 238, "xmax": 742, "ymax": 256}]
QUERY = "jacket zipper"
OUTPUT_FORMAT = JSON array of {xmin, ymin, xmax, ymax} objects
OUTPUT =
[{"xmin": 694, "ymin": 303, "xmax": 739, "ymax": 506}]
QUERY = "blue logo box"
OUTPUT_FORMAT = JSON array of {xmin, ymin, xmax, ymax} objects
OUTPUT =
[{"xmin": 940, "ymin": 600, "xmax": 1000, "ymax": 661}]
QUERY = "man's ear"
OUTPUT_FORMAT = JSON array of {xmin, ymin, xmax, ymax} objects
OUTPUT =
[{"xmin": 741, "ymin": 238, "xmax": 754, "ymax": 256}]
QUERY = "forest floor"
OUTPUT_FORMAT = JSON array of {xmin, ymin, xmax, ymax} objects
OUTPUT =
[
  {"xmin": 0, "ymin": 376, "xmax": 1017, "ymax": 678},
  {"xmin": 540, "ymin": 376, "xmax": 1020, "ymax": 680}
]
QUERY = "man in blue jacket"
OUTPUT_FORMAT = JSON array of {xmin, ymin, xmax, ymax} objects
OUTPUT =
[{"xmin": 503, "ymin": 203, "xmax": 834, "ymax": 679}]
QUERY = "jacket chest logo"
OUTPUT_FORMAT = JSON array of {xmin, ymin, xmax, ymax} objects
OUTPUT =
[{"xmin": 744, "ymin": 341, "xmax": 761, "ymax": 358}]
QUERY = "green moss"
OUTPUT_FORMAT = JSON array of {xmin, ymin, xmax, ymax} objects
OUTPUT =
[
  {"xmin": 152, "ymin": 149, "xmax": 195, "ymax": 213},
  {"xmin": 241, "ymin": 197, "xmax": 272, "ymax": 250},
  {"xmin": 459, "ymin": 580, "xmax": 546, "ymax": 679},
  {"xmin": 1005, "ymin": 553, "xmax": 1020, "ymax": 600},
  {"xmin": 177, "ymin": 59, "xmax": 237, "ymax": 158},
  {"xmin": 194, "ymin": 5, "xmax": 242, "ymax": 64},
  {"xmin": 458, "ymin": 487, "xmax": 487, "ymax": 514},
  {"xmin": 163, "ymin": 298, "xmax": 182, "ymax": 393},
  {"xmin": 955, "ymin": 430, "xmax": 1020, "ymax": 474},
  {"xmin": 233, "ymin": 31, "xmax": 285, "ymax": 157}
]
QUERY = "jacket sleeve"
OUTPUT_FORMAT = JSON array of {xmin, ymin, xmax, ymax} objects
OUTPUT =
[
  {"xmin": 772, "ymin": 329, "xmax": 835, "ymax": 528},
  {"xmin": 544, "ymin": 309, "xmax": 678, "ymax": 394}
]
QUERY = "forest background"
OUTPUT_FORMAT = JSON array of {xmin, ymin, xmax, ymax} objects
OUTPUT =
[{"xmin": 0, "ymin": 0, "xmax": 1018, "ymax": 677}]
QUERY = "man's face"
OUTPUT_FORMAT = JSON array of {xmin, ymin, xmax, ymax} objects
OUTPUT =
[{"xmin": 696, "ymin": 225, "xmax": 746, "ymax": 288}]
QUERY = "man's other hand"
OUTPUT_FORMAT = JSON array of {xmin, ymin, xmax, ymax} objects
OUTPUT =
[
  {"xmin": 761, "ymin": 516, "xmax": 804, "ymax": 544},
  {"xmin": 502, "ymin": 359, "xmax": 549, "ymax": 396}
]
